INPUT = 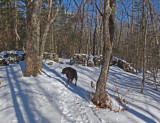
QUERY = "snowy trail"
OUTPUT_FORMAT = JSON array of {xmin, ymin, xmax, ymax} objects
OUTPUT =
[
  {"xmin": 0, "ymin": 63, "xmax": 63, "ymax": 123},
  {"xmin": 42, "ymin": 61, "xmax": 102, "ymax": 123},
  {"xmin": 0, "ymin": 59, "xmax": 160, "ymax": 123}
]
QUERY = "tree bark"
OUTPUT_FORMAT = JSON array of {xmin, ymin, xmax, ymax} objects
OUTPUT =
[
  {"xmin": 93, "ymin": 0, "xmax": 97, "ymax": 56},
  {"xmin": 24, "ymin": 0, "xmax": 42, "ymax": 77},
  {"xmin": 38, "ymin": 0, "xmax": 61, "ymax": 71},
  {"xmin": 92, "ymin": 0, "xmax": 116, "ymax": 105},
  {"xmin": 141, "ymin": 0, "xmax": 148, "ymax": 94},
  {"xmin": 14, "ymin": 0, "xmax": 20, "ymax": 50},
  {"xmin": 24, "ymin": 0, "xmax": 61, "ymax": 76},
  {"xmin": 79, "ymin": 0, "xmax": 85, "ymax": 54},
  {"xmin": 147, "ymin": 0, "xmax": 160, "ymax": 57}
]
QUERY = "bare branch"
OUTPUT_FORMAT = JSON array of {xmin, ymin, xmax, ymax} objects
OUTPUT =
[
  {"xmin": 120, "ymin": 0, "xmax": 133, "ymax": 18},
  {"xmin": 95, "ymin": 2, "xmax": 103, "ymax": 16},
  {"xmin": 73, "ymin": 0, "xmax": 80, "ymax": 9},
  {"xmin": 84, "ymin": 0, "xmax": 89, "ymax": 6},
  {"xmin": 15, "ymin": 28, "xmax": 20, "ymax": 40},
  {"xmin": 73, "ymin": 0, "xmax": 89, "ymax": 10},
  {"xmin": 48, "ymin": 0, "xmax": 52, "ymax": 21},
  {"xmin": 49, "ymin": 0, "xmax": 61, "ymax": 24}
]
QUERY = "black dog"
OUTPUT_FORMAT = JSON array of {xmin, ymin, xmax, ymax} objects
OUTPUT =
[{"xmin": 61, "ymin": 67, "xmax": 78, "ymax": 86}]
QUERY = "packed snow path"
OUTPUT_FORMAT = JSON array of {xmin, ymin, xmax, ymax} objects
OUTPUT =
[
  {"xmin": 0, "ymin": 61, "xmax": 101, "ymax": 123},
  {"xmin": 0, "ymin": 59, "xmax": 160, "ymax": 123},
  {"xmin": 42, "ymin": 61, "xmax": 101, "ymax": 123}
]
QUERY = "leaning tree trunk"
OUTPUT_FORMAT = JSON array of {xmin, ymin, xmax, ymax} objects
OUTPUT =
[
  {"xmin": 38, "ymin": 0, "xmax": 61, "ymax": 72},
  {"xmin": 92, "ymin": 0, "xmax": 116, "ymax": 105},
  {"xmin": 24, "ymin": 0, "xmax": 42, "ymax": 77}
]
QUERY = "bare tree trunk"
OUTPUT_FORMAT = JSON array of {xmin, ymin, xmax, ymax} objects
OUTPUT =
[
  {"xmin": 153, "ymin": 68, "xmax": 158, "ymax": 90},
  {"xmin": 38, "ymin": 0, "xmax": 61, "ymax": 71},
  {"xmin": 135, "ymin": 5, "xmax": 140, "ymax": 74},
  {"xmin": 86, "ymin": 4, "xmax": 90, "ymax": 55},
  {"xmin": 93, "ymin": 0, "xmax": 97, "ymax": 56},
  {"xmin": 93, "ymin": 23, "xmax": 97, "ymax": 56},
  {"xmin": 79, "ymin": 0, "xmax": 85, "ymax": 54},
  {"xmin": 141, "ymin": 0, "xmax": 148, "ymax": 94},
  {"xmin": 147, "ymin": 0, "xmax": 159, "ymax": 56},
  {"xmin": 92, "ymin": 0, "xmax": 116, "ymax": 105},
  {"xmin": 100, "ymin": 21, "xmax": 103, "ymax": 55},
  {"xmin": 73, "ymin": 24, "xmax": 77, "ymax": 54},
  {"xmin": 14, "ymin": 0, "xmax": 20, "ymax": 50},
  {"xmin": 117, "ymin": 19, "xmax": 123, "ymax": 50},
  {"xmin": 90, "ymin": 8, "xmax": 94, "ymax": 55},
  {"xmin": 97, "ymin": 1, "xmax": 103, "ymax": 55},
  {"xmin": 24, "ymin": 0, "xmax": 42, "ymax": 77},
  {"xmin": 131, "ymin": 0, "xmax": 134, "ymax": 33}
]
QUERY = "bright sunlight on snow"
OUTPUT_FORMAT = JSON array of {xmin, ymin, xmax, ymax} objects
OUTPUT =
[{"xmin": 0, "ymin": 58, "xmax": 160, "ymax": 123}]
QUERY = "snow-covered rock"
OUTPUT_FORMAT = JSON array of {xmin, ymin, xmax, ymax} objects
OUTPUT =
[{"xmin": 0, "ymin": 51, "xmax": 26, "ymax": 66}]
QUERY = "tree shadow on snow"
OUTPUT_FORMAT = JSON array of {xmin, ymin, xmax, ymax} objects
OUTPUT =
[
  {"xmin": 18, "ymin": 61, "xmax": 25, "ymax": 74},
  {"xmin": 108, "ymin": 93, "xmax": 158, "ymax": 123},
  {"xmin": 108, "ymin": 68, "xmax": 160, "ymax": 104},
  {"xmin": 5, "ymin": 65, "xmax": 50, "ymax": 123},
  {"xmin": 42, "ymin": 63, "xmax": 91, "ymax": 103},
  {"xmin": 107, "ymin": 68, "xmax": 160, "ymax": 122},
  {"xmin": 42, "ymin": 62, "xmax": 160, "ymax": 123},
  {"xmin": 5, "ymin": 66, "xmax": 25, "ymax": 123}
]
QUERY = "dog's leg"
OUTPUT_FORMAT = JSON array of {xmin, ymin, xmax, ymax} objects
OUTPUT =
[
  {"xmin": 75, "ymin": 80, "xmax": 77, "ymax": 86},
  {"xmin": 68, "ymin": 79, "xmax": 72, "ymax": 84}
]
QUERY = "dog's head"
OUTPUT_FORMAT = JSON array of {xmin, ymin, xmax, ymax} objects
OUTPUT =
[{"xmin": 61, "ymin": 67, "xmax": 68, "ymax": 74}]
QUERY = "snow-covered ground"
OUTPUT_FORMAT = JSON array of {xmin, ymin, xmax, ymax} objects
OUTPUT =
[{"xmin": 0, "ymin": 58, "xmax": 160, "ymax": 123}]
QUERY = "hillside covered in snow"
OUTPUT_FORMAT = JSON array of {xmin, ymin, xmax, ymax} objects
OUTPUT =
[{"xmin": 0, "ymin": 58, "xmax": 160, "ymax": 123}]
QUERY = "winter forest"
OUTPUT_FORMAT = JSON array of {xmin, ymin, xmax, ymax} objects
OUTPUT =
[{"xmin": 0, "ymin": 0, "xmax": 160, "ymax": 123}]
